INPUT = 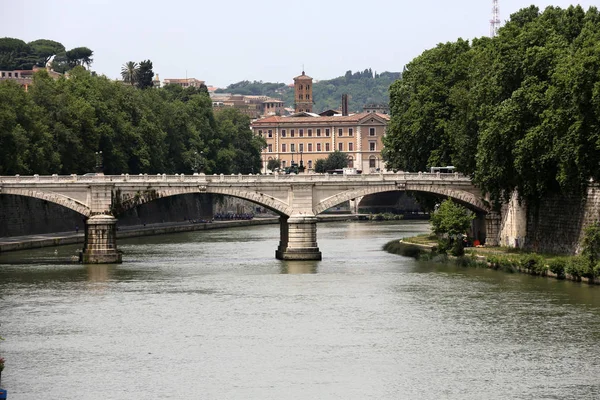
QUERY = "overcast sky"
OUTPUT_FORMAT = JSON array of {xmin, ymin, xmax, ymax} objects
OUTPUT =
[{"xmin": 3, "ymin": 0, "xmax": 596, "ymax": 87}]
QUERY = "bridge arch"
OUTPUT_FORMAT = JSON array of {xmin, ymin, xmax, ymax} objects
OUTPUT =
[
  {"xmin": 1, "ymin": 188, "xmax": 92, "ymax": 217},
  {"xmin": 113, "ymin": 186, "xmax": 292, "ymax": 217},
  {"xmin": 314, "ymin": 184, "xmax": 490, "ymax": 215}
]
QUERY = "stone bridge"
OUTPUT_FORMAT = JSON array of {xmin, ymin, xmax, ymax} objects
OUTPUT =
[{"xmin": 0, "ymin": 172, "xmax": 499, "ymax": 263}]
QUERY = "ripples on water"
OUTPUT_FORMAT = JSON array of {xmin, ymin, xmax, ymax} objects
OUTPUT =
[{"xmin": 1, "ymin": 221, "xmax": 599, "ymax": 399}]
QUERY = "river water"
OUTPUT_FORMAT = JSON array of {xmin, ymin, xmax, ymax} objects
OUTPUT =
[{"xmin": 1, "ymin": 221, "xmax": 599, "ymax": 399}]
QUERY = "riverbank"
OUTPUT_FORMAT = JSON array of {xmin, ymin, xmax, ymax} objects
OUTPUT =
[
  {"xmin": 0, "ymin": 214, "xmax": 363, "ymax": 253},
  {"xmin": 385, "ymin": 234, "xmax": 600, "ymax": 286}
]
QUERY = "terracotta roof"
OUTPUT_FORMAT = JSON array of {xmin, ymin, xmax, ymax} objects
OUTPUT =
[
  {"xmin": 293, "ymin": 71, "xmax": 312, "ymax": 80},
  {"xmin": 253, "ymin": 112, "xmax": 390, "ymax": 125}
]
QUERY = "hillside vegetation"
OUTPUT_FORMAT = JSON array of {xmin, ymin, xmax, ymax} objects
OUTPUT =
[{"xmin": 215, "ymin": 69, "xmax": 401, "ymax": 113}]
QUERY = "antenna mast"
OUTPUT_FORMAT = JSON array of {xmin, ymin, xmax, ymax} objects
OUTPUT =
[{"xmin": 490, "ymin": 0, "xmax": 500, "ymax": 37}]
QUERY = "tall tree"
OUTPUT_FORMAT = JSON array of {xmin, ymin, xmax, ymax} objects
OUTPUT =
[
  {"xmin": 136, "ymin": 60, "xmax": 154, "ymax": 89},
  {"xmin": 121, "ymin": 61, "xmax": 139, "ymax": 85},
  {"xmin": 28, "ymin": 39, "xmax": 65, "ymax": 67},
  {"xmin": 66, "ymin": 47, "xmax": 93, "ymax": 69}
]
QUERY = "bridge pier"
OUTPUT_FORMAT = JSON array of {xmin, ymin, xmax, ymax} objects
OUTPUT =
[
  {"xmin": 276, "ymin": 215, "xmax": 322, "ymax": 261},
  {"xmin": 485, "ymin": 211, "xmax": 501, "ymax": 246},
  {"xmin": 82, "ymin": 215, "xmax": 122, "ymax": 264}
]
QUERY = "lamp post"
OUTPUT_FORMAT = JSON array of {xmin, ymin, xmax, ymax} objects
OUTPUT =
[
  {"xmin": 299, "ymin": 150, "xmax": 305, "ymax": 173},
  {"xmin": 95, "ymin": 151, "xmax": 103, "ymax": 174},
  {"xmin": 192, "ymin": 151, "xmax": 199, "ymax": 174},
  {"xmin": 199, "ymin": 151, "xmax": 204, "ymax": 173}
]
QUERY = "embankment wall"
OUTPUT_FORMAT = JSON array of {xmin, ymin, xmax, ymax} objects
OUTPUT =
[
  {"xmin": 497, "ymin": 185, "xmax": 600, "ymax": 254},
  {"xmin": 0, "ymin": 193, "xmax": 264, "ymax": 237}
]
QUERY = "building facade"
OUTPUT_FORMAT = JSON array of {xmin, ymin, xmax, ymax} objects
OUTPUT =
[
  {"xmin": 0, "ymin": 67, "xmax": 62, "ymax": 91},
  {"xmin": 163, "ymin": 78, "xmax": 205, "ymax": 88},
  {"xmin": 211, "ymin": 94, "xmax": 286, "ymax": 119},
  {"xmin": 252, "ymin": 112, "xmax": 389, "ymax": 173}
]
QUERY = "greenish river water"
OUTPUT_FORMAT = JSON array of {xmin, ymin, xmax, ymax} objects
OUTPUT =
[{"xmin": 1, "ymin": 221, "xmax": 599, "ymax": 399}]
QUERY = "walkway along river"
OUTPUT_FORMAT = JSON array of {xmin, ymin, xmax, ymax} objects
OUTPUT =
[{"xmin": 1, "ymin": 221, "xmax": 599, "ymax": 399}]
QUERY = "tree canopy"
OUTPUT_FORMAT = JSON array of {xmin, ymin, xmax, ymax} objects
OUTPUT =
[
  {"xmin": 0, "ymin": 37, "xmax": 92, "ymax": 72},
  {"xmin": 383, "ymin": 5, "xmax": 600, "ymax": 206},
  {"xmin": 430, "ymin": 199, "xmax": 475, "ymax": 238},
  {"xmin": 0, "ymin": 68, "xmax": 263, "ymax": 176}
]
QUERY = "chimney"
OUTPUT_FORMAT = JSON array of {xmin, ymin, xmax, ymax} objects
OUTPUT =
[{"xmin": 342, "ymin": 94, "xmax": 348, "ymax": 116}]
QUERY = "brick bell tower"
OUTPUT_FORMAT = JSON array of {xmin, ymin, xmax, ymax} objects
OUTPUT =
[{"xmin": 294, "ymin": 71, "xmax": 313, "ymax": 113}]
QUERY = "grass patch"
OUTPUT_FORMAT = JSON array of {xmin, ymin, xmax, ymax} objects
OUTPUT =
[{"xmin": 383, "ymin": 240, "xmax": 423, "ymax": 258}]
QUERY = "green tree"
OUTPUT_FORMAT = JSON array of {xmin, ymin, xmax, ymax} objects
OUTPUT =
[
  {"xmin": 28, "ymin": 39, "xmax": 65, "ymax": 67},
  {"xmin": 136, "ymin": 60, "xmax": 154, "ymax": 89},
  {"xmin": 314, "ymin": 158, "xmax": 326, "ymax": 173},
  {"xmin": 66, "ymin": 47, "xmax": 93, "ymax": 69},
  {"xmin": 214, "ymin": 108, "xmax": 265, "ymax": 174},
  {"xmin": 582, "ymin": 221, "xmax": 600, "ymax": 265},
  {"xmin": 0, "ymin": 37, "xmax": 33, "ymax": 70},
  {"xmin": 430, "ymin": 198, "xmax": 475, "ymax": 238},
  {"xmin": 267, "ymin": 158, "xmax": 281, "ymax": 172},
  {"xmin": 322, "ymin": 151, "xmax": 349, "ymax": 171},
  {"xmin": 121, "ymin": 61, "xmax": 139, "ymax": 85}
]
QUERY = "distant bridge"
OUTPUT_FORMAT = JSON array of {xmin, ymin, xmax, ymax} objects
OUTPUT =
[{"xmin": 0, "ymin": 173, "xmax": 499, "ymax": 263}]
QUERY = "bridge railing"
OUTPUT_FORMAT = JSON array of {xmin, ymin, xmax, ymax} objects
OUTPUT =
[{"xmin": 0, "ymin": 172, "xmax": 473, "ymax": 184}]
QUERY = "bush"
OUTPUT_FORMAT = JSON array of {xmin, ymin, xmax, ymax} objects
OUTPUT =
[
  {"xmin": 518, "ymin": 254, "xmax": 547, "ymax": 275},
  {"xmin": 549, "ymin": 258, "xmax": 567, "ymax": 279},
  {"xmin": 565, "ymin": 256, "xmax": 591, "ymax": 280},
  {"xmin": 488, "ymin": 255, "xmax": 516, "ymax": 273},
  {"xmin": 451, "ymin": 239, "xmax": 465, "ymax": 257}
]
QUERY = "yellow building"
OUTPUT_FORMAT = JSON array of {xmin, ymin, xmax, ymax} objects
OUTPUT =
[{"xmin": 252, "ymin": 111, "xmax": 389, "ymax": 173}]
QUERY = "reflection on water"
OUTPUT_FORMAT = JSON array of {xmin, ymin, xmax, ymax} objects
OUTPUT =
[
  {"xmin": 1, "ymin": 221, "xmax": 600, "ymax": 400},
  {"xmin": 280, "ymin": 261, "xmax": 318, "ymax": 274},
  {"xmin": 86, "ymin": 264, "xmax": 112, "ymax": 282}
]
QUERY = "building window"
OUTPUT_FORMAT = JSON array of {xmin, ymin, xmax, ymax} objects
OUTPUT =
[
  {"xmin": 316, "ymin": 129, "xmax": 321, "ymax": 137},
  {"xmin": 338, "ymin": 128, "xmax": 343, "ymax": 137},
  {"xmin": 1, "ymin": 72, "xmax": 4, "ymax": 77},
  {"xmin": 370, "ymin": 128, "xmax": 375, "ymax": 136},
  {"xmin": 308, "ymin": 160, "xmax": 313, "ymax": 169},
  {"xmin": 325, "ymin": 129, "xmax": 330, "ymax": 137},
  {"xmin": 308, "ymin": 143, "xmax": 312, "ymax": 152},
  {"xmin": 282, "ymin": 144, "xmax": 287, "ymax": 152},
  {"xmin": 338, "ymin": 143, "xmax": 343, "ymax": 151},
  {"xmin": 299, "ymin": 143, "xmax": 304, "ymax": 152},
  {"xmin": 317, "ymin": 143, "xmax": 321, "ymax": 151},
  {"xmin": 306, "ymin": 94, "xmax": 310, "ymax": 100},
  {"xmin": 290, "ymin": 129, "xmax": 295, "ymax": 137},
  {"xmin": 268, "ymin": 144, "xmax": 273, "ymax": 152},
  {"xmin": 369, "ymin": 156, "xmax": 376, "ymax": 168},
  {"xmin": 8, "ymin": 72, "xmax": 12, "ymax": 77},
  {"xmin": 281, "ymin": 129, "xmax": 286, "ymax": 137},
  {"xmin": 282, "ymin": 160, "xmax": 287, "ymax": 168},
  {"xmin": 299, "ymin": 129, "xmax": 304, "ymax": 137},
  {"xmin": 348, "ymin": 157, "xmax": 354, "ymax": 168},
  {"xmin": 268, "ymin": 130, "xmax": 273, "ymax": 138},
  {"xmin": 299, "ymin": 84, "xmax": 303, "ymax": 90},
  {"xmin": 299, "ymin": 94, "xmax": 303, "ymax": 100},
  {"xmin": 369, "ymin": 142, "xmax": 376, "ymax": 151},
  {"xmin": 308, "ymin": 129, "xmax": 312, "ymax": 137},
  {"xmin": 349, "ymin": 128, "xmax": 353, "ymax": 136},
  {"xmin": 291, "ymin": 143, "xmax": 295, "ymax": 152},
  {"xmin": 325, "ymin": 143, "xmax": 330, "ymax": 151},
  {"xmin": 307, "ymin": 85, "xmax": 310, "ymax": 90},
  {"xmin": 258, "ymin": 130, "xmax": 263, "ymax": 136},
  {"xmin": 349, "ymin": 143, "xmax": 353, "ymax": 151}
]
